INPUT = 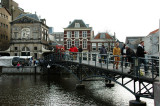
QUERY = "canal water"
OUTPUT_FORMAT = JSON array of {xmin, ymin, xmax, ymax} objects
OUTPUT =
[{"xmin": 0, "ymin": 74, "xmax": 154, "ymax": 106}]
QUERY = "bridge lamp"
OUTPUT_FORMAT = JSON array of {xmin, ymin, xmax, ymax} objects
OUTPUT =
[{"xmin": 47, "ymin": 64, "xmax": 50, "ymax": 69}]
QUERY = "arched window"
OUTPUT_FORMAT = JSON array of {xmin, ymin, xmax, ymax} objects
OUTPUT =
[{"xmin": 21, "ymin": 47, "xmax": 30, "ymax": 56}]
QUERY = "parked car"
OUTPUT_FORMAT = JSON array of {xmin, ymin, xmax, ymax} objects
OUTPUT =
[{"xmin": 12, "ymin": 57, "xmax": 29, "ymax": 66}]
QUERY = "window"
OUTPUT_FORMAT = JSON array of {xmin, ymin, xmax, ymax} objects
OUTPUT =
[
  {"xmin": 74, "ymin": 31, "xmax": 79, "ymax": 38},
  {"xmin": 56, "ymin": 39, "xmax": 59, "ymax": 41},
  {"xmin": 14, "ymin": 32, "xmax": 18, "ymax": 39},
  {"xmin": 61, "ymin": 39, "xmax": 63, "ymax": 41},
  {"xmin": 98, "ymin": 43, "xmax": 102, "ymax": 50},
  {"xmin": 34, "ymin": 47, "xmax": 37, "ymax": 50},
  {"xmin": 15, "ymin": 53, "xmax": 17, "ymax": 56},
  {"xmin": 75, "ymin": 40, "xmax": 79, "ymax": 48},
  {"xmin": 92, "ymin": 43, "xmax": 96, "ymax": 51},
  {"xmin": 15, "ymin": 47, "xmax": 17, "ymax": 50},
  {"xmin": 34, "ymin": 53, "xmax": 37, "ymax": 59},
  {"xmin": 67, "ymin": 40, "xmax": 71, "ymax": 49},
  {"xmin": 67, "ymin": 31, "xmax": 71, "ymax": 38},
  {"xmin": 83, "ymin": 40, "xmax": 87, "ymax": 49},
  {"xmin": 33, "ymin": 32, "xmax": 38, "ymax": 39},
  {"xmin": 75, "ymin": 23, "xmax": 80, "ymax": 28},
  {"xmin": 104, "ymin": 43, "xmax": 108, "ymax": 49},
  {"xmin": 82, "ymin": 31, "xmax": 87, "ymax": 38}
]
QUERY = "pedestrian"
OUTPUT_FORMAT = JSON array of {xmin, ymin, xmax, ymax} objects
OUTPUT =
[
  {"xmin": 69, "ymin": 45, "xmax": 75, "ymax": 60},
  {"xmin": 78, "ymin": 46, "xmax": 83, "ymax": 63},
  {"xmin": 100, "ymin": 45, "xmax": 107, "ymax": 64},
  {"xmin": 17, "ymin": 62, "xmax": 21, "ymax": 69},
  {"xmin": 136, "ymin": 41, "xmax": 148, "ymax": 73},
  {"xmin": 73, "ymin": 46, "xmax": 78, "ymax": 60},
  {"xmin": 113, "ymin": 42, "xmax": 121, "ymax": 69},
  {"xmin": 121, "ymin": 44, "xmax": 127, "ymax": 68},
  {"xmin": 125, "ymin": 45, "xmax": 136, "ymax": 74}
]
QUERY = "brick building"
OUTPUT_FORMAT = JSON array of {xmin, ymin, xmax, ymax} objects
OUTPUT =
[{"xmin": 64, "ymin": 19, "xmax": 93, "ymax": 52}]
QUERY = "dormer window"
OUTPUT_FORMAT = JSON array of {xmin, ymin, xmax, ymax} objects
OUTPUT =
[{"xmin": 75, "ymin": 23, "xmax": 80, "ymax": 28}]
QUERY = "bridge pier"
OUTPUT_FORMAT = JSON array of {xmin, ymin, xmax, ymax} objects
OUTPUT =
[
  {"xmin": 129, "ymin": 96, "xmax": 146, "ymax": 106},
  {"xmin": 76, "ymin": 83, "xmax": 85, "ymax": 89},
  {"xmin": 105, "ymin": 79, "xmax": 114, "ymax": 87}
]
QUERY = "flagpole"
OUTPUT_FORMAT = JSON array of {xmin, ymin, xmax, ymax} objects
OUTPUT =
[{"xmin": 159, "ymin": 19, "xmax": 160, "ymax": 81}]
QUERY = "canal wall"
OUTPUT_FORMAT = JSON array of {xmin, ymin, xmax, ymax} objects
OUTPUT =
[
  {"xmin": 154, "ymin": 82, "xmax": 160, "ymax": 106},
  {"xmin": 1, "ymin": 66, "xmax": 42, "ymax": 74}
]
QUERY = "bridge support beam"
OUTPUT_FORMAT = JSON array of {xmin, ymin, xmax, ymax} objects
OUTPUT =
[
  {"xmin": 129, "ymin": 96, "xmax": 146, "ymax": 106},
  {"xmin": 129, "ymin": 100, "xmax": 146, "ymax": 106},
  {"xmin": 154, "ymin": 82, "xmax": 160, "ymax": 106},
  {"xmin": 105, "ymin": 79, "xmax": 114, "ymax": 87},
  {"xmin": 76, "ymin": 84, "xmax": 85, "ymax": 89}
]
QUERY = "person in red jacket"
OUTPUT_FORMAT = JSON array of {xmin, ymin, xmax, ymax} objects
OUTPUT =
[
  {"xmin": 73, "ymin": 46, "xmax": 78, "ymax": 60},
  {"xmin": 69, "ymin": 45, "xmax": 74, "ymax": 60}
]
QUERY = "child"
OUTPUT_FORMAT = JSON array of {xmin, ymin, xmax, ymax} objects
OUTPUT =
[{"xmin": 17, "ymin": 62, "xmax": 21, "ymax": 69}]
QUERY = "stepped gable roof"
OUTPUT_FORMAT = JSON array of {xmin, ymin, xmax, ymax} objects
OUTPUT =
[
  {"xmin": 67, "ymin": 19, "xmax": 87, "ymax": 28},
  {"xmin": 94, "ymin": 33, "xmax": 113, "ymax": 39},
  {"xmin": 148, "ymin": 29, "xmax": 159, "ymax": 35},
  {"xmin": 15, "ymin": 14, "xmax": 40, "ymax": 21}
]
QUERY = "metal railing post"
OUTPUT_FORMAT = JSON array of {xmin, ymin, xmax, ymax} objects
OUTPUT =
[
  {"xmin": 151, "ymin": 59, "xmax": 154, "ymax": 79},
  {"xmin": 95, "ymin": 54, "xmax": 97, "ymax": 67}
]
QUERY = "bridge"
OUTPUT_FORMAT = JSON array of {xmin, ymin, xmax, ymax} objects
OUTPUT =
[{"xmin": 41, "ymin": 52, "xmax": 159, "ymax": 103}]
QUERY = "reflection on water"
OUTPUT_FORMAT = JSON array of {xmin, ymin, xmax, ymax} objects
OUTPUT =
[{"xmin": 0, "ymin": 74, "xmax": 154, "ymax": 106}]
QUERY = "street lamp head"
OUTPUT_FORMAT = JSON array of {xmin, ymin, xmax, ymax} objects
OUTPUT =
[{"xmin": 47, "ymin": 64, "xmax": 50, "ymax": 69}]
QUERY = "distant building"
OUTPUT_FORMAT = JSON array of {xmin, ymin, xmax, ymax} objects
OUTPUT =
[
  {"xmin": 1, "ymin": 0, "xmax": 25, "ymax": 20},
  {"xmin": 0, "ymin": 5, "xmax": 11, "ymax": 54},
  {"xmin": 9, "ymin": 13, "xmax": 50, "ymax": 59},
  {"xmin": 52, "ymin": 32, "xmax": 64, "ymax": 45},
  {"xmin": 125, "ymin": 36, "xmax": 144, "ymax": 51},
  {"xmin": 90, "ymin": 32, "xmax": 116, "ymax": 53},
  {"xmin": 64, "ymin": 19, "xmax": 93, "ymax": 51},
  {"xmin": 48, "ymin": 27, "xmax": 54, "ymax": 34},
  {"xmin": 144, "ymin": 29, "xmax": 159, "ymax": 56}
]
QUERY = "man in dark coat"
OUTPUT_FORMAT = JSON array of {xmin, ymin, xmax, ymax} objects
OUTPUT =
[
  {"xmin": 78, "ymin": 46, "xmax": 83, "ymax": 63},
  {"xmin": 136, "ymin": 41, "xmax": 148, "ymax": 73},
  {"xmin": 121, "ymin": 44, "xmax": 127, "ymax": 68},
  {"xmin": 125, "ymin": 45, "xmax": 136, "ymax": 73},
  {"xmin": 100, "ymin": 45, "xmax": 107, "ymax": 64}
]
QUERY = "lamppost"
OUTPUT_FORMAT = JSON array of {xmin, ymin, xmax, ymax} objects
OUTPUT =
[
  {"xmin": 35, "ymin": 63, "xmax": 37, "ymax": 75},
  {"xmin": 47, "ymin": 64, "xmax": 50, "ymax": 75}
]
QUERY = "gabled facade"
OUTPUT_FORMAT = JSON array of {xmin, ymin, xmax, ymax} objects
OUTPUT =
[
  {"xmin": 64, "ymin": 19, "xmax": 92, "ymax": 51},
  {"xmin": 10, "ymin": 14, "xmax": 50, "ymax": 59},
  {"xmin": 0, "ymin": 5, "xmax": 11, "ymax": 53},
  {"xmin": 90, "ymin": 32, "xmax": 116, "ymax": 53},
  {"xmin": 52, "ymin": 32, "xmax": 64, "ymax": 45}
]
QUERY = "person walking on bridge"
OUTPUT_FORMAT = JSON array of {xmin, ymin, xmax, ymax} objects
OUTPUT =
[
  {"xmin": 125, "ymin": 45, "xmax": 136, "ymax": 74},
  {"xmin": 113, "ymin": 42, "xmax": 121, "ymax": 69},
  {"xmin": 100, "ymin": 45, "xmax": 107, "ymax": 64},
  {"xmin": 136, "ymin": 41, "xmax": 148, "ymax": 74}
]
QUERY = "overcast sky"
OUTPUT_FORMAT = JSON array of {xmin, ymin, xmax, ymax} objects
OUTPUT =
[{"xmin": 15, "ymin": 0, "xmax": 160, "ymax": 42}]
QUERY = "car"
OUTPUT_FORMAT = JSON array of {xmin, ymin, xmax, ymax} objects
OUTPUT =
[{"xmin": 12, "ymin": 57, "xmax": 29, "ymax": 66}]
